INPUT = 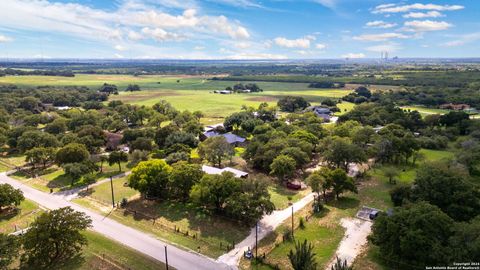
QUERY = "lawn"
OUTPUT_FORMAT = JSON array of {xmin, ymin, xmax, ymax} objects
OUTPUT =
[
  {"xmin": 10, "ymin": 162, "xmax": 129, "ymax": 193},
  {"xmin": 400, "ymin": 106, "xmax": 450, "ymax": 116},
  {"xmin": 268, "ymin": 185, "xmax": 311, "ymax": 210},
  {"xmin": 0, "ymin": 162, "xmax": 9, "ymax": 172},
  {"xmin": 0, "ymin": 199, "xmax": 42, "ymax": 234},
  {"xmin": 60, "ymin": 231, "xmax": 169, "ymax": 270},
  {"xmin": 335, "ymin": 102, "xmax": 355, "ymax": 116},
  {"xmin": 0, "ymin": 154, "xmax": 27, "ymax": 168},
  {"xmin": 73, "ymin": 178, "xmax": 250, "ymax": 258},
  {"xmin": 241, "ymin": 197, "xmax": 357, "ymax": 270},
  {"xmin": 78, "ymin": 176, "xmax": 138, "ymax": 205},
  {"xmin": 0, "ymin": 188, "xmax": 166, "ymax": 269}
]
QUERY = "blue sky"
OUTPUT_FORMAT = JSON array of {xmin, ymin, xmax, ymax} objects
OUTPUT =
[{"xmin": 0, "ymin": 0, "xmax": 478, "ymax": 59}]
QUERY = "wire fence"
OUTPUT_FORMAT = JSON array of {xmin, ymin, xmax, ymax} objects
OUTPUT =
[{"xmin": 83, "ymin": 195, "xmax": 236, "ymax": 253}]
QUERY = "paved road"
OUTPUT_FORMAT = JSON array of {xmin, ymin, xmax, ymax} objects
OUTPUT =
[{"xmin": 0, "ymin": 172, "xmax": 230, "ymax": 270}]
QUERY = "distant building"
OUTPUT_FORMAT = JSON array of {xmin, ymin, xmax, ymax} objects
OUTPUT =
[
  {"xmin": 304, "ymin": 106, "xmax": 332, "ymax": 121},
  {"xmin": 202, "ymin": 165, "xmax": 249, "ymax": 178},
  {"xmin": 439, "ymin": 103, "xmax": 471, "ymax": 111},
  {"xmin": 202, "ymin": 131, "xmax": 246, "ymax": 145}
]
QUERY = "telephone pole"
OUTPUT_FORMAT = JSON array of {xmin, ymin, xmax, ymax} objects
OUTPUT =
[
  {"xmin": 291, "ymin": 206, "xmax": 294, "ymax": 238},
  {"xmin": 165, "ymin": 245, "xmax": 169, "ymax": 270},
  {"xmin": 110, "ymin": 176, "xmax": 115, "ymax": 208}
]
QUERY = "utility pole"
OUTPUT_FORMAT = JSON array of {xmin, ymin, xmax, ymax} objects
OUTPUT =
[
  {"xmin": 165, "ymin": 245, "xmax": 169, "ymax": 270},
  {"xmin": 110, "ymin": 176, "xmax": 115, "ymax": 208},
  {"xmin": 291, "ymin": 206, "xmax": 294, "ymax": 238},
  {"xmin": 255, "ymin": 222, "xmax": 258, "ymax": 259}
]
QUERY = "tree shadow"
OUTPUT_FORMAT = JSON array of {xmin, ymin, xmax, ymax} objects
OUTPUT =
[
  {"xmin": 0, "ymin": 207, "xmax": 20, "ymax": 222},
  {"xmin": 327, "ymin": 197, "xmax": 360, "ymax": 210}
]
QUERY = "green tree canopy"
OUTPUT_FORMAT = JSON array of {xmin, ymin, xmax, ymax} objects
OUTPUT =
[
  {"xmin": 21, "ymin": 207, "xmax": 92, "ymax": 269},
  {"xmin": 169, "ymin": 161, "xmax": 204, "ymax": 201},
  {"xmin": 0, "ymin": 183, "xmax": 24, "ymax": 210},
  {"xmin": 128, "ymin": 159, "xmax": 172, "ymax": 198},
  {"xmin": 270, "ymin": 154, "xmax": 296, "ymax": 182},
  {"xmin": 370, "ymin": 202, "xmax": 455, "ymax": 269},
  {"xmin": 56, "ymin": 143, "xmax": 89, "ymax": 165},
  {"xmin": 198, "ymin": 136, "xmax": 234, "ymax": 167}
]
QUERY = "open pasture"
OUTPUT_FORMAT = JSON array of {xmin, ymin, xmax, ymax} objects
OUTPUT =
[{"xmin": 0, "ymin": 75, "xmax": 353, "ymax": 122}]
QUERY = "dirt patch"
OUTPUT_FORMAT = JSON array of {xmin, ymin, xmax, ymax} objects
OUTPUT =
[
  {"xmin": 246, "ymin": 96, "xmax": 278, "ymax": 102},
  {"xmin": 327, "ymin": 218, "xmax": 372, "ymax": 268}
]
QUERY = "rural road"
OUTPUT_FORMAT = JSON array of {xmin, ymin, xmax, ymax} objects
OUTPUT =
[{"xmin": 0, "ymin": 172, "xmax": 230, "ymax": 270}]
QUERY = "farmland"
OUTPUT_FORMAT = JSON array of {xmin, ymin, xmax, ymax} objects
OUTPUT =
[{"xmin": 0, "ymin": 74, "xmax": 353, "ymax": 123}]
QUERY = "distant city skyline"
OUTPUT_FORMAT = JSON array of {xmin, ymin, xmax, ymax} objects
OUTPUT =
[{"xmin": 0, "ymin": 0, "xmax": 479, "ymax": 59}]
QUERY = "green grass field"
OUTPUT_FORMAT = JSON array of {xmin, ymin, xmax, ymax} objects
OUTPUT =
[
  {"xmin": 78, "ymin": 176, "xmax": 138, "ymax": 205},
  {"xmin": 268, "ymin": 185, "xmax": 311, "ymax": 210},
  {"xmin": 0, "ymin": 74, "xmax": 353, "ymax": 123},
  {"xmin": 68, "ymin": 231, "xmax": 169, "ymax": 270},
  {"xmin": 0, "ymin": 199, "xmax": 42, "ymax": 234},
  {"xmin": 400, "ymin": 106, "xmax": 450, "ymax": 116},
  {"xmin": 0, "ymin": 199, "xmax": 167, "ymax": 269},
  {"xmin": 73, "ymin": 177, "xmax": 250, "ymax": 258}
]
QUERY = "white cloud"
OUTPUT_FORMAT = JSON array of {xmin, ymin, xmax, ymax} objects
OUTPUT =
[
  {"xmin": 0, "ymin": 0, "xmax": 252, "ymax": 45},
  {"xmin": 128, "ymin": 31, "xmax": 143, "ymax": 41},
  {"xmin": 141, "ymin": 27, "xmax": 183, "ymax": 42},
  {"xmin": 373, "ymin": 3, "xmax": 464, "ymax": 14},
  {"xmin": 403, "ymin": 11, "xmax": 443, "ymax": 18},
  {"xmin": 274, "ymin": 37, "xmax": 312, "ymax": 48},
  {"xmin": 234, "ymin": 42, "xmax": 252, "ymax": 49},
  {"xmin": 114, "ymin": 45, "xmax": 127, "ymax": 51},
  {"xmin": 312, "ymin": 0, "xmax": 337, "ymax": 8},
  {"xmin": 442, "ymin": 32, "xmax": 480, "ymax": 47},
  {"xmin": 225, "ymin": 53, "xmax": 288, "ymax": 60},
  {"xmin": 366, "ymin": 43, "xmax": 402, "ymax": 53},
  {"xmin": 353, "ymin": 33, "xmax": 408, "ymax": 42},
  {"xmin": 114, "ymin": 53, "xmax": 124, "ymax": 59},
  {"xmin": 0, "ymin": 35, "xmax": 12, "ymax": 42},
  {"xmin": 342, "ymin": 53, "xmax": 365, "ymax": 59},
  {"xmin": 365, "ymin": 20, "xmax": 397, "ymax": 29},
  {"xmin": 315, "ymin": 43, "xmax": 327, "ymax": 50},
  {"xmin": 404, "ymin": 20, "xmax": 452, "ymax": 32},
  {"xmin": 194, "ymin": 46, "xmax": 205, "ymax": 50},
  {"xmin": 209, "ymin": 0, "xmax": 262, "ymax": 8}
]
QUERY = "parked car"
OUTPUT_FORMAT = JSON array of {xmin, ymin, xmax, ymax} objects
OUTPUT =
[{"xmin": 286, "ymin": 182, "xmax": 301, "ymax": 190}]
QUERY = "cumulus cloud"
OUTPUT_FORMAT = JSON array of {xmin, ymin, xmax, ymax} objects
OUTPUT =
[
  {"xmin": 274, "ymin": 37, "xmax": 312, "ymax": 48},
  {"xmin": 141, "ymin": 27, "xmax": 183, "ymax": 42},
  {"xmin": 404, "ymin": 20, "xmax": 452, "ymax": 32},
  {"xmin": 0, "ymin": 0, "xmax": 251, "ymax": 44},
  {"xmin": 0, "ymin": 35, "xmax": 12, "ymax": 42},
  {"xmin": 353, "ymin": 33, "xmax": 408, "ymax": 42},
  {"xmin": 315, "ymin": 43, "xmax": 327, "ymax": 50},
  {"xmin": 403, "ymin": 11, "xmax": 444, "ymax": 18},
  {"xmin": 342, "ymin": 53, "xmax": 365, "ymax": 59},
  {"xmin": 365, "ymin": 20, "xmax": 397, "ymax": 29},
  {"xmin": 372, "ymin": 3, "xmax": 464, "ymax": 14}
]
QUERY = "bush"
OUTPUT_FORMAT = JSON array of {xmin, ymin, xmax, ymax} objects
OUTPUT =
[
  {"xmin": 283, "ymin": 228, "xmax": 293, "ymax": 242},
  {"xmin": 299, "ymin": 217, "xmax": 305, "ymax": 229},
  {"xmin": 120, "ymin": 198, "xmax": 128, "ymax": 208}
]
